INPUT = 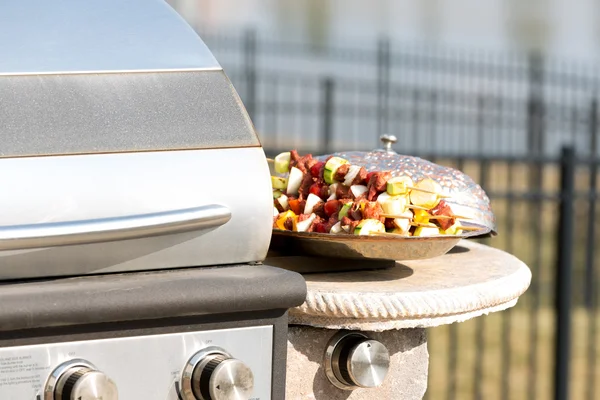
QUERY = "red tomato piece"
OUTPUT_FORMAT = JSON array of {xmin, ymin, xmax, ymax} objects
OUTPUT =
[
  {"xmin": 309, "ymin": 184, "xmax": 322, "ymax": 197},
  {"xmin": 314, "ymin": 222, "xmax": 328, "ymax": 233},
  {"xmin": 310, "ymin": 161, "xmax": 325, "ymax": 178},
  {"xmin": 324, "ymin": 200, "xmax": 341, "ymax": 217}
]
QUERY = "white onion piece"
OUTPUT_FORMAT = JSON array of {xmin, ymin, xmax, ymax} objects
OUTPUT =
[
  {"xmin": 277, "ymin": 194, "xmax": 289, "ymax": 211},
  {"xmin": 304, "ymin": 193, "xmax": 323, "ymax": 215},
  {"xmin": 393, "ymin": 218, "xmax": 410, "ymax": 233},
  {"xmin": 330, "ymin": 221, "xmax": 343, "ymax": 234},
  {"xmin": 273, "ymin": 207, "xmax": 280, "ymax": 217},
  {"xmin": 393, "ymin": 210, "xmax": 413, "ymax": 233},
  {"xmin": 378, "ymin": 193, "xmax": 407, "ymax": 215},
  {"xmin": 329, "ymin": 183, "xmax": 339, "ymax": 195},
  {"xmin": 350, "ymin": 185, "xmax": 368, "ymax": 198},
  {"xmin": 328, "ymin": 183, "xmax": 339, "ymax": 200},
  {"xmin": 286, "ymin": 167, "xmax": 303, "ymax": 195},
  {"xmin": 343, "ymin": 165, "xmax": 362, "ymax": 186},
  {"xmin": 295, "ymin": 213, "xmax": 316, "ymax": 232}
]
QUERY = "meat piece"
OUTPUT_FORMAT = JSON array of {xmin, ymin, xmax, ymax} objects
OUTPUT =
[
  {"xmin": 307, "ymin": 215, "xmax": 324, "ymax": 233},
  {"xmin": 298, "ymin": 172, "xmax": 315, "ymax": 197},
  {"xmin": 289, "ymin": 151, "xmax": 315, "ymax": 174},
  {"xmin": 313, "ymin": 222, "xmax": 329, "ymax": 233},
  {"xmin": 384, "ymin": 218, "xmax": 396, "ymax": 230},
  {"xmin": 320, "ymin": 185, "xmax": 330, "ymax": 200},
  {"xmin": 274, "ymin": 200, "xmax": 285, "ymax": 213},
  {"xmin": 341, "ymin": 216, "xmax": 353, "ymax": 227},
  {"xmin": 351, "ymin": 167, "xmax": 368, "ymax": 186},
  {"xmin": 298, "ymin": 154, "xmax": 315, "ymax": 174},
  {"xmin": 367, "ymin": 171, "xmax": 392, "ymax": 201},
  {"xmin": 283, "ymin": 217, "xmax": 294, "ymax": 231},
  {"xmin": 333, "ymin": 164, "xmax": 350, "ymax": 182},
  {"xmin": 306, "ymin": 158, "xmax": 318, "ymax": 171},
  {"xmin": 362, "ymin": 201, "xmax": 383, "ymax": 221},
  {"xmin": 312, "ymin": 202, "xmax": 328, "ymax": 219},
  {"xmin": 429, "ymin": 200, "xmax": 455, "ymax": 230},
  {"xmin": 348, "ymin": 203, "xmax": 362, "ymax": 221},
  {"xmin": 372, "ymin": 171, "xmax": 392, "ymax": 191},
  {"xmin": 348, "ymin": 220, "xmax": 361, "ymax": 233},
  {"xmin": 328, "ymin": 214, "xmax": 340, "ymax": 226},
  {"xmin": 289, "ymin": 150, "xmax": 301, "ymax": 170},
  {"xmin": 367, "ymin": 183, "xmax": 378, "ymax": 201},
  {"xmin": 297, "ymin": 213, "xmax": 313, "ymax": 222},
  {"xmin": 336, "ymin": 184, "xmax": 352, "ymax": 200}
]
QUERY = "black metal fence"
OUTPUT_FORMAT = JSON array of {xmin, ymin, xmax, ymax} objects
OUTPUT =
[{"xmin": 196, "ymin": 28, "xmax": 599, "ymax": 400}]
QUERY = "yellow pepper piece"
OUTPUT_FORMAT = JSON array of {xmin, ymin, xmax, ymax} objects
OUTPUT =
[
  {"xmin": 275, "ymin": 210, "xmax": 296, "ymax": 230},
  {"xmin": 413, "ymin": 209, "xmax": 430, "ymax": 224}
]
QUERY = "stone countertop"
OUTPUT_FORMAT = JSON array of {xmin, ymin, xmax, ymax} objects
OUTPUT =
[{"xmin": 276, "ymin": 240, "xmax": 531, "ymax": 331}]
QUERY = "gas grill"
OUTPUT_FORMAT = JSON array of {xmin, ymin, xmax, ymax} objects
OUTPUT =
[{"xmin": 0, "ymin": 1, "xmax": 306, "ymax": 399}]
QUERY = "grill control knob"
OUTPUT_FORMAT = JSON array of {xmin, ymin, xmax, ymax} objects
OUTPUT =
[
  {"xmin": 324, "ymin": 331, "xmax": 390, "ymax": 390},
  {"xmin": 181, "ymin": 347, "xmax": 254, "ymax": 400},
  {"xmin": 45, "ymin": 359, "xmax": 118, "ymax": 400}
]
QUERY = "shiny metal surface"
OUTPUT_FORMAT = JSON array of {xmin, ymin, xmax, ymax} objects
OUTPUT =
[
  {"xmin": 324, "ymin": 331, "xmax": 390, "ymax": 390},
  {"xmin": 271, "ymin": 224, "xmax": 489, "ymax": 261},
  {"xmin": 378, "ymin": 134, "xmax": 398, "ymax": 153},
  {"xmin": 346, "ymin": 340, "xmax": 390, "ymax": 388},
  {"xmin": 208, "ymin": 359, "xmax": 255, "ymax": 400},
  {"xmin": 181, "ymin": 346, "xmax": 231, "ymax": 400},
  {"xmin": 0, "ymin": 205, "xmax": 230, "ymax": 251},
  {"xmin": 0, "ymin": 327, "xmax": 272, "ymax": 399},
  {"xmin": 0, "ymin": 71, "xmax": 259, "ymax": 157},
  {"xmin": 0, "ymin": 0, "xmax": 220, "ymax": 74},
  {"xmin": 0, "ymin": 147, "xmax": 273, "ymax": 280},
  {"xmin": 316, "ymin": 149, "xmax": 497, "ymax": 234},
  {"xmin": 54, "ymin": 368, "xmax": 118, "ymax": 400},
  {"xmin": 44, "ymin": 359, "xmax": 96, "ymax": 400}
]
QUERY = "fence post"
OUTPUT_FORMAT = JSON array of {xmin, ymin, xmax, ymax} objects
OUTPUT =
[
  {"xmin": 527, "ymin": 51, "xmax": 545, "ymax": 156},
  {"xmin": 321, "ymin": 78, "xmax": 334, "ymax": 153},
  {"xmin": 585, "ymin": 98, "xmax": 598, "ymax": 309},
  {"xmin": 377, "ymin": 36, "xmax": 391, "ymax": 144},
  {"xmin": 244, "ymin": 28, "xmax": 257, "ymax": 121},
  {"xmin": 554, "ymin": 145, "xmax": 576, "ymax": 400}
]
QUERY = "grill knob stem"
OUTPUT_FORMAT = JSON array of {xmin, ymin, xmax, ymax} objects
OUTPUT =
[
  {"xmin": 324, "ymin": 331, "xmax": 390, "ymax": 390},
  {"xmin": 53, "ymin": 366, "xmax": 118, "ymax": 400},
  {"xmin": 182, "ymin": 347, "xmax": 254, "ymax": 400}
]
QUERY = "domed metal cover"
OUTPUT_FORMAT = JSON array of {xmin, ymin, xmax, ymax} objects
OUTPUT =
[{"xmin": 317, "ymin": 150, "xmax": 497, "ymax": 235}]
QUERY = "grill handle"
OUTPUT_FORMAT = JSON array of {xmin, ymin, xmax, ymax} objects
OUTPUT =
[{"xmin": 0, "ymin": 205, "xmax": 231, "ymax": 251}]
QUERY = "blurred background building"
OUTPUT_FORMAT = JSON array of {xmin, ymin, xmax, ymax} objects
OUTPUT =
[
  {"xmin": 167, "ymin": 1, "xmax": 600, "ymax": 399},
  {"xmin": 168, "ymin": 0, "xmax": 599, "ymax": 59}
]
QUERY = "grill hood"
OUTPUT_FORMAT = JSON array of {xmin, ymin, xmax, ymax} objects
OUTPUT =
[{"xmin": 0, "ymin": 0, "xmax": 273, "ymax": 279}]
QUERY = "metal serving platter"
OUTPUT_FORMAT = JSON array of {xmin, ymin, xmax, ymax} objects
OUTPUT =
[{"xmin": 270, "ymin": 223, "xmax": 490, "ymax": 261}]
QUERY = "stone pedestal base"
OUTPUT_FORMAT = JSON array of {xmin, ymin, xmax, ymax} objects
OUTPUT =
[{"xmin": 286, "ymin": 326, "xmax": 429, "ymax": 400}]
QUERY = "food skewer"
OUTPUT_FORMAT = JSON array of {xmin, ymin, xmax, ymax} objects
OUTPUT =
[
  {"xmin": 381, "ymin": 213, "xmax": 473, "ymax": 220},
  {"xmin": 269, "ymin": 157, "xmax": 450, "ymax": 198},
  {"xmin": 270, "ymin": 149, "xmax": 486, "ymax": 237},
  {"xmin": 406, "ymin": 186, "xmax": 450, "ymax": 198}
]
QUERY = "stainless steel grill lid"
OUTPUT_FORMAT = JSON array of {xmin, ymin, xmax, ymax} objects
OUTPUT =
[{"xmin": 0, "ymin": 0, "xmax": 273, "ymax": 280}]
